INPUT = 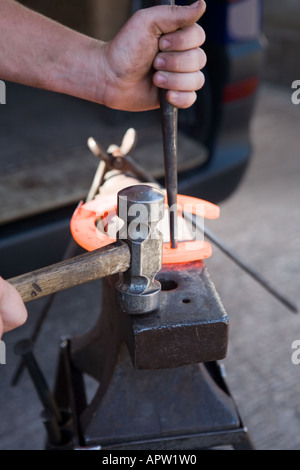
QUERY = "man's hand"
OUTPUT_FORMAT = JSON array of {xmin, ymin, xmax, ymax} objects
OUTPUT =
[
  {"xmin": 98, "ymin": 1, "xmax": 207, "ymax": 111},
  {"xmin": 0, "ymin": 277, "xmax": 27, "ymax": 339},
  {"xmin": 0, "ymin": 1, "xmax": 206, "ymax": 337},
  {"xmin": 0, "ymin": 0, "xmax": 206, "ymax": 112}
]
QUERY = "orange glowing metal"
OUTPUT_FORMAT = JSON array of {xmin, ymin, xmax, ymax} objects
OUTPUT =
[{"xmin": 70, "ymin": 194, "xmax": 220, "ymax": 265}]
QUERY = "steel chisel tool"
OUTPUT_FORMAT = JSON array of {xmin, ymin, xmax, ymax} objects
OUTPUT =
[{"xmin": 157, "ymin": 0, "xmax": 178, "ymax": 249}]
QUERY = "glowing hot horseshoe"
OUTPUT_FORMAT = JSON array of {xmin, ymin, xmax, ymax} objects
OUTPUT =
[{"xmin": 70, "ymin": 194, "xmax": 220, "ymax": 265}]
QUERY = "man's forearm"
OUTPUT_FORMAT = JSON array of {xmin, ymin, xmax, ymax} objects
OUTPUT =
[
  {"xmin": 0, "ymin": 0, "xmax": 207, "ymax": 111},
  {"xmin": 0, "ymin": 1, "xmax": 206, "ymax": 336},
  {"xmin": 0, "ymin": 0, "xmax": 102, "ymax": 102}
]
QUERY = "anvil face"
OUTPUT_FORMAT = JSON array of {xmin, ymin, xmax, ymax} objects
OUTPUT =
[{"xmin": 123, "ymin": 260, "xmax": 229, "ymax": 369}]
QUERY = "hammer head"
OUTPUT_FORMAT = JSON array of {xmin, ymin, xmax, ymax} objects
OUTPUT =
[{"xmin": 115, "ymin": 185, "xmax": 165, "ymax": 315}]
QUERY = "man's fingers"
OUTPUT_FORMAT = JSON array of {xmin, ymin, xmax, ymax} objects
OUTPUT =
[
  {"xmin": 154, "ymin": 48, "xmax": 207, "ymax": 73},
  {"xmin": 166, "ymin": 90, "xmax": 198, "ymax": 109},
  {"xmin": 0, "ymin": 277, "xmax": 27, "ymax": 335},
  {"xmin": 150, "ymin": 4, "xmax": 206, "ymax": 110},
  {"xmin": 159, "ymin": 24, "xmax": 205, "ymax": 52},
  {"xmin": 153, "ymin": 70, "xmax": 205, "ymax": 93}
]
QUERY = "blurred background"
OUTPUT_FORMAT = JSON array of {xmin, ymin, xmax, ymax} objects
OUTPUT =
[{"xmin": 0, "ymin": 0, "xmax": 300, "ymax": 450}]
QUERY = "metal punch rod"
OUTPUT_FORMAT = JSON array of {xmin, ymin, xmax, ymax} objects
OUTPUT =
[{"xmin": 158, "ymin": 0, "xmax": 178, "ymax": 249}]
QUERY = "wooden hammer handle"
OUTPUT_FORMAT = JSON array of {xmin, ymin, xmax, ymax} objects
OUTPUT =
[{"xmin": 8, "ymin": 242, "xmax": 130, "ymax": 303}]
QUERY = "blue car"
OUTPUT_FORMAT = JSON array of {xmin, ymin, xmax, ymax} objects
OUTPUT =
[{"xmin": 176, "ymin": 0, "xmax": 265, "ymax": 202}]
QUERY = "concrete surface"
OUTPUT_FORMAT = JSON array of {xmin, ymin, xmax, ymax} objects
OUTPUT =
[
  {"xmin": 263, "ymin": 0, "xmax": 300, "ymax": 85},
  {"xmin": 206, "ymin": 81, "xmax": 300, "ymax": 450},
  {"xmin": 0, "ymin": 81, "xmax": 300, "ymax": 450}
]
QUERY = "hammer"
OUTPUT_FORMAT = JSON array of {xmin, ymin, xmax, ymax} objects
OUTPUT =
[{"xmin": 8, "ymin": 185, "xmax": 165, "ymax": 315}]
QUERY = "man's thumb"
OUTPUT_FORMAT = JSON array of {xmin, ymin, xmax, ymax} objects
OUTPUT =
[{"xmin": 151, "ymin": 1, "xmax": 206, "ymax": 35}]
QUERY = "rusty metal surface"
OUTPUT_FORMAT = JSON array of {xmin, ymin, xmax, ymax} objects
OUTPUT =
[
  {"xmin": 70, "ymin": 260, "xmax": 229, "ymax": 384},
  {"xmin": 128, "ymin": 261, "xmax": 229, "ymax": 369}
]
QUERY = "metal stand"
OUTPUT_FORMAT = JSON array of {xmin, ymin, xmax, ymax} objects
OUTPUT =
[
  {"xmin": 48, "ymin": 262, "xmax": 255, "ymax": 450},
  {"xmin": 53, "ymin": 341, "xmax": 254, "ymax": 450}
]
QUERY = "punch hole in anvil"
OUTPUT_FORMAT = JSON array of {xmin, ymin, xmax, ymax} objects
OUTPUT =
[{"xmin": 157, "ymin": 276, "xmax": 192, "ymax": 307}]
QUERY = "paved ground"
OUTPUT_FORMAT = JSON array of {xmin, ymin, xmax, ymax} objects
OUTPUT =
[
  {"xmin": 205, "ymin": 81, "xmax": 300, "ymax": 450},
  {"xmin": 0, "ymin": 81, "xmax": 300, "ymax": 450}
]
